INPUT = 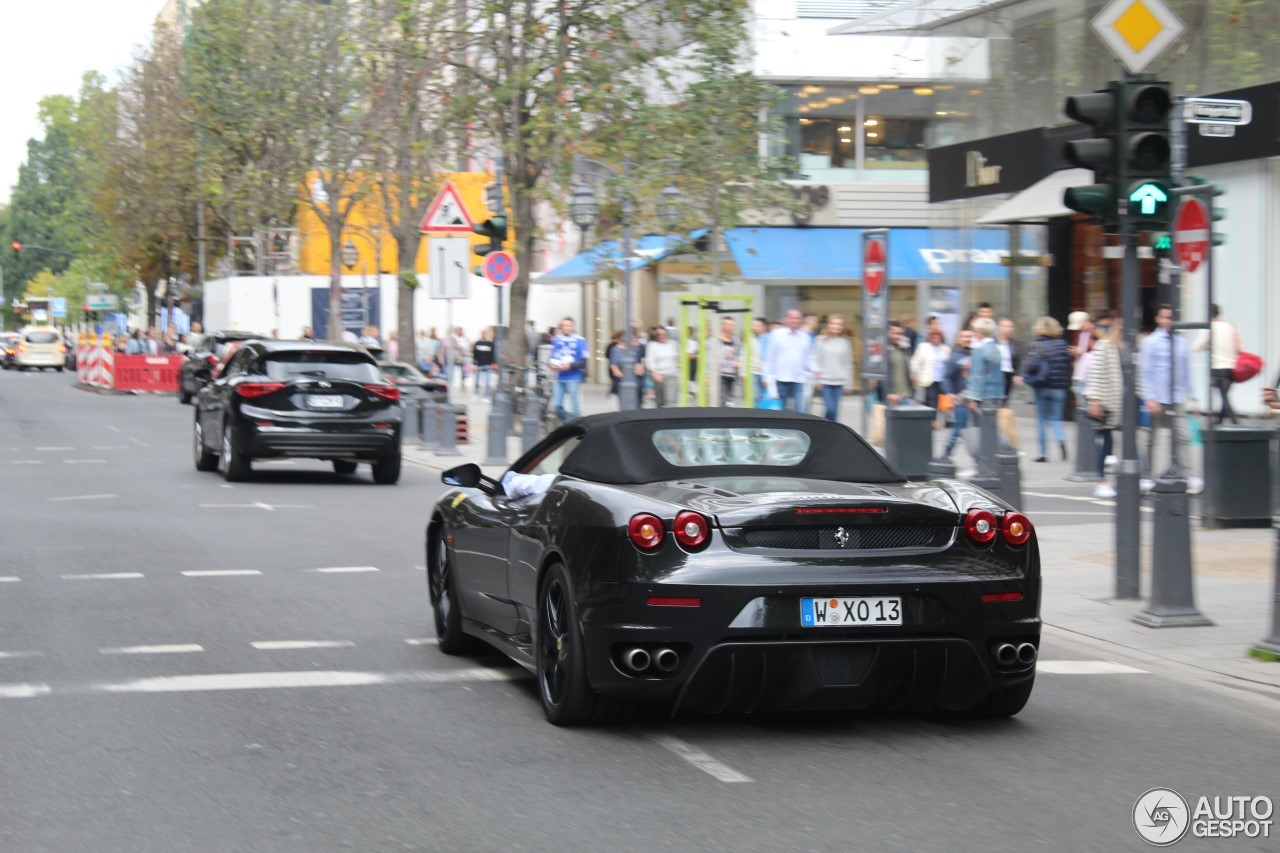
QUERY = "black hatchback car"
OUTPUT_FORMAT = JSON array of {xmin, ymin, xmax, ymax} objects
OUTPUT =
[
  {"xmin": 193, "ymin": 340, "xmax": 404, "ymax": 484},
  {"xmin": 178, "ymin": 330, "xmax": 264, "ymax": 404}
]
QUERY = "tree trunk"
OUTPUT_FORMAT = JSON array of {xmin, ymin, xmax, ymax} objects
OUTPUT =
[
  {"xmin": 506, "ymin": 184, "xmax": 536, "ymax": 369},
  {"xmin": 328, "ymin": 227, "xmax": 343, "ymax": 342},
  {"xmin": 396, "ymin": 235, "xmax": 419, "ymax": 367}
]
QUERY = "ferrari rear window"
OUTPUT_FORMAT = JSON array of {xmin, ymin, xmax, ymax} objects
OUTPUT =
[{"xmin": 651, "ymin": 428, "xmax": 812, "ymax": 467}]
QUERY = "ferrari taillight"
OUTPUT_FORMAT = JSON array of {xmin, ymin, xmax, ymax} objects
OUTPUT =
[
  {"xmin": 964, "ymin": 509, "xmax": 998, "ymax": 545},
  {"xmin": 628, "ymin": 513, "xmax": 664, "ymax": 551},
  {"xmin": 364, "ymin": 384, "xmax": 401, "ymax": 403},
  {"xmin": 1001, "ymin": 512, "xmax": 1032, "ymax": 546},
  {"xmin": 236, "ymin": 382, "xmax": 285, "ymax": 399},
  {"xmin": 673, "ymin": 510, "xmax": 709, "ymax": 550}
]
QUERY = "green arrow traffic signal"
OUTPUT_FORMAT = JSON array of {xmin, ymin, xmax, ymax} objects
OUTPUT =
[{"xmin": 1128, "ymin": 182, "xmax": 1168, "ymax": 216}]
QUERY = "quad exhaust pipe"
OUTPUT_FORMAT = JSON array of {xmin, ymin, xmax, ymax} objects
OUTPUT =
[
  {"xmin": 621, "ymin": 647, "xmax": 651, "ymax": 672},
  {"xmin": 653, "ymin": 648, "xmax": 680, "ymax": 673},
  {"xmin": 992, "ymin": 642, "xmax": 1037, "ymax": 667}
]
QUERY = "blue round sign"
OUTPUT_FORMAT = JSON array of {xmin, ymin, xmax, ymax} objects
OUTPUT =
[{"xmin": 483, "ymin": 250, "xmax": 518, "ymax": 286}]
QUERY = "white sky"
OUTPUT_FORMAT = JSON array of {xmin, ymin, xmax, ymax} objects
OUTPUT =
[{"xmin": 0, "ymin": 1, "xmax": 161, "ymax": 205}]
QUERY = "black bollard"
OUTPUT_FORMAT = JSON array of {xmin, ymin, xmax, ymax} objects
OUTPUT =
[
  {"xmin": 435, "ymin": 400, "xmax": 461, "ymax": 457},
  {"xmin": 521, "ymin": 391, "xmax": 543, "ymax": 454},
  {"xmin": 996, "ymin": 443, "xmax": 1024, "ymax": 510},
  {"xmin": 1066, "ymin": 409, "xmax": 1102, "ymax": 481},
  {"xmin": 970, "ymin": 401, "xmax": 1001, "ymax": 493},
  {"xmin": 883, "ymin": 402, "xmax": 935, "ymax": 480},
  {"xmin": 1132, "ymin": 476, "xmax": 1213, "ymax": 628},
  {"xmin": 419, "ymin": 399, "xmax": 439, "ymax": 451}
]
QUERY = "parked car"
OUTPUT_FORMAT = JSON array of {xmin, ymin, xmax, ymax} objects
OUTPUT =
[
  {"xmin": 178, "ymin": 330, "xmax": 263, "ymax": 404},
  {"xmin": 1, "ymin": 333, "xmax": 19, "ymax": 369},
  {"xmin": 428, "ymin": 408, "xmax": 1040, "ymax": 725},
  {"xmin": 14, "ymin": 326, "xmax": 67, "ymax": 371},
  {"xmin": 378, "ymin": 360, "xmax": 448, "ymax": 404},
  {"xmin": 193, "ymin": 340, "xmax": 404, "ymax": 484}
]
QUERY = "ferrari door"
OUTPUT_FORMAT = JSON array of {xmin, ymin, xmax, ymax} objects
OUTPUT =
[{"xmin": 448, "ymin": 492, "xmax": 520, "ymax": 637}]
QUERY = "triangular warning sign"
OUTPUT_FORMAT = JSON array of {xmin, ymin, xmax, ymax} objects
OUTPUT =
[{"xmin": 419, "ymin": 181, "xmax": 475, "ymax": 233}]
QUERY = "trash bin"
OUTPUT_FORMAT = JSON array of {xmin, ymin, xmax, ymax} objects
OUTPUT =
[
  {"xmin": 884, "ymin": 402, "xmax": 936, "ymax": 481},
  {"xmin": 1203, "ymin": 426, "xmax": 1272, "ymax": 528}
]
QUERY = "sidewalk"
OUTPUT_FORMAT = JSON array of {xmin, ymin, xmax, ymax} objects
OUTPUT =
[{"xmin": 403, "ymin": 381, "xmax": 1280, "ymax": 696}]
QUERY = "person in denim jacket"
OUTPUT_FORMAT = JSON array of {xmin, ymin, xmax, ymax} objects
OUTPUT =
[{"xmin": 964, "ymin": 317, "xmax": 1005, "ymax": 407}]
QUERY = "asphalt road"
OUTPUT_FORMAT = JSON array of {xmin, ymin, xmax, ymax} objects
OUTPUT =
[{"xmin": 1, "ymin": 367, "xmax": 1276, "ymax": 853}]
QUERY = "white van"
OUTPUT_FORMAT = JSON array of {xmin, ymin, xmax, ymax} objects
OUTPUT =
[{"xmin": 16, "ymin": 326, "xmax": 66, "ymax": 371}]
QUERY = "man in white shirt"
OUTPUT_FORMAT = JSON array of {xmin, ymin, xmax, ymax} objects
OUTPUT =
[
  {"xmin": 643, "ymin": 326, "xmax": 680, "ymax": 407},
  {"xmin": 1195, "ymin": 303, "xmax": 1239, "ymax": 425},
  {"xmin": 764, "ymin": 309, "xmax": 813, "ymax": 412}
]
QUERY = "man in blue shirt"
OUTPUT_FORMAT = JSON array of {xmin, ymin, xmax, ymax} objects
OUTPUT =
[
  {"xmin": 549, "ymin": 317, "xmax": 589, "ymax": 422},
  {"xmin": 964, "ymin": 317, "xmax": 1005, "ymax": 406},
  {"xmin": 1139, "ymin": 304, "xmax": 1195, "ymax": 484}
]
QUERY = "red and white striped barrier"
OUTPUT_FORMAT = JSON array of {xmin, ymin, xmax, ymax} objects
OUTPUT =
[
  {"xmin": 97, "ymin": 346, "xmax": 114, "ymax": 389},
  {"xmin": 75, "ymin": 342, "xmax": 89, "ymax": 383}
]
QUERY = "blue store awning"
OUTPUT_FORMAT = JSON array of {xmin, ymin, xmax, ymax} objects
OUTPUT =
[
  {"xmin": 536, "ymin": 231, "xmax": 708, "ymax": 285},
  {"xmin": 724, "ymin": 227, "xmax": 1018, "ymax": 284}
]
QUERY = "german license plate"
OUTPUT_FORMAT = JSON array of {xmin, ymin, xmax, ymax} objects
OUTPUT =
[
  {"xmin": 308, "ymin": 394, "xmax": 345, "ymax": 409},
  {"xmin": 800, "ymin": 596, "xmax": 902, "ymax": 627}
]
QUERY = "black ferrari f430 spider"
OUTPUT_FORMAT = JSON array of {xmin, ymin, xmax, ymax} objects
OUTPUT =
[{"xmin": 428, "ymin": 408, "xmax": 1039, "ymax": 725}]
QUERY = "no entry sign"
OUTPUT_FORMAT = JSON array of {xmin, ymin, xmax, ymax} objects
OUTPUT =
[
  {"xmin": 863, "ymin": 237, "xmax": 887, "ymax": 296},
  {"xmin": 1173, "ymin": 198, "xmax": 1210, "ymax": 274},
  {"xmin": 483, "ymin": 250, "xmax": 518, "ymax": 286}
]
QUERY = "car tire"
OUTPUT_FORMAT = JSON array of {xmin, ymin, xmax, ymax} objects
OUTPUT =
[
  {"xmin": 536, "ymin": 562, "xmax": 629, "ymax": 726},
  {"xmin": 958, "ymin": 676, "xmax": 1034, "ymax": 718},
  {"xmin": 219, "ymin": 422, "xmax": 251, "ymax": 482},
  {"xmin": 332, "ymin": 460, "xmax": 358, "ymax": 475},
  {"xmin": 371, "ymin": 452, "xmax": 401, "ymax": 485},
  {"xmin": 428, "ymin": 531, "xmax": 479, "ymax": 655},
  {"xmin": 193, "ymin": 417, "xmax": 218, "ymax": 472},
  {"xmin": 57, "ymin": 366, "xmax": 64, "ymax": 373}
]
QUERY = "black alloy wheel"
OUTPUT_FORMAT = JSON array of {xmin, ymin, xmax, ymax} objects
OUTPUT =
[
  {"xmin": 536, "ymin": 563, "xmax": 628, "ymax": 726},
  {"xmin": 371, "ymin": 452, "xmax": 401, "ymax": 485},
  {"xmin": 193, "ymin": 417, "xmax": 218, "ymax": 472},
  {"xmin": 219, "ymin": 422, "xmax": 250, "ymax": 482},
  {"xmin": 429, "ymin": 531, "xmax": 475, "ymax": 655},
  {"xmin": 332, "ymin": 460, "xmax": 358, "ymax": 475}
]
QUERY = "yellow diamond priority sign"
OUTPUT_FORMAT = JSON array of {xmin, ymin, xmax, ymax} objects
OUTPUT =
[{"xmin": 1092, "ymin": 0, "xmax": 1185, "ymax": 74}]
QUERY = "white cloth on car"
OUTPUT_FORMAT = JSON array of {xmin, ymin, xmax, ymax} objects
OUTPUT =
[{"xmin": 501, "ymin": 471, "xmax": 557, "ymax": 499}]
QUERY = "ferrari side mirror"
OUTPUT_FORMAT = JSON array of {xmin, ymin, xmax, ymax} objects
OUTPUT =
[{"xmin": 442, "ymin": 463, "xmax": 482, "ymax": 488}]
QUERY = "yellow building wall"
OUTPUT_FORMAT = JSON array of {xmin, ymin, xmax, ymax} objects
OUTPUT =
[{"xmin": 296, "ymin": 171, "xmax": 513, "ymax": 276}]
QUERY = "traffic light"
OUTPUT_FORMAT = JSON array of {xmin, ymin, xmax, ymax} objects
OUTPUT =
[
  {"xmin": 10, "ymin": 240, "xmax": 21, "ymax": 257},
  {"xmin": 1119, "ymin": 81, "xmax": 1173, "ymax": 229},
  {"xmin": 1062, "ymin": 82, "xmax": 1122, "ymax": 227},
  {"xmin": 472, "ymin": 214, "xmax": 507, "ymax": 259}
]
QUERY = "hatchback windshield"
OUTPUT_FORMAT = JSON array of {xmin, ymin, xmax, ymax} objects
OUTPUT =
[
  {"xmin": 264, "ymin": 351, "xmax": 382, "ymax": 383},
  {"xmin": 24, "ymin": 331, "xmax": 59, "ymax": 344}
]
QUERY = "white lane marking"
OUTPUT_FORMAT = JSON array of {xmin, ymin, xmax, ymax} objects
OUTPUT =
[
  {"xmin": 197, "ymin": 501, "xmax": 313, "ymax": 511},
  {"xmin": 47, "ymin": 494, "xmax": 117, "ymax": 502},
  {"xmin": 128, "ymin": 437, "xmax": 149, "ymax": 447},
  {"xmin": 0, "ymin": 577, "xmax": 22, "ymax": 583},
  {"xmin": 36, "ymin": 446, "xmax": 73, "ymax": 451},
  {"xmin": 405, "ymin": 638, "xmax": 438, "ymax": 646},
  {"xmin": 644, "ymin": 732, "xmax": 754, "ymax": 783},
  {"xmin": 85, "ymin": 667, "xmax": 522, "ymax": 695},
  {"xmin": 106, "ymin": 425, "xmax": 123, "ymax": 434},
  {"xmin": 92, "ymin": 445, "xmax": 131, "ymax": 450},
  {"xmin": 61, "ymin": 572, "xmax": 145, "ymax": 581},
  {"xmin": 1024, "ymin": 491, "xmax": 1108, "ymax": 503},
  {"xmin": 309, "ymin": 566, "xmax": 380, "ymax": 574},
  {"xmin": 412, "ymin": 565, "xmax": 426, "ymax": 572},
  {"xmin": 99, "ymin": 644, "xmax": 205, "ymax": 656},
  {"xmin": 63, "ymin": 459, "xmax": 108, "ymax": 465},
  {"xmin": 0, "ymin": 683, "xmax": 52, "ymax": 699},
  {"xmin": 1038, "ymin": 660, "xmax": 1148, "ymax": 675},
  {"xmin": 0, "ymin": 651, "xmax": 43, "ymax": 660},
  {"xmin": 251, "ymin": 640, "xmax": 356, "ymax": 651},
  {"xmin": 182, "ymin": 570, "xmax": 262, "ymax": 578},
  {"xmin": 11, "ymin": 460, "xmax": 42, "ymax": 465}
]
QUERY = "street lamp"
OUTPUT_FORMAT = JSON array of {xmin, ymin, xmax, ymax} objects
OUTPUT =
[{"xmin": 570, "ymin": 157, "xmax": 683, "ymax": 411}]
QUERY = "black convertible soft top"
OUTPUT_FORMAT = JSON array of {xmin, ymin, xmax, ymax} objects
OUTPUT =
[{"xmin": 527, "ymin": 408, "xmax": 903, "ymax": 485}]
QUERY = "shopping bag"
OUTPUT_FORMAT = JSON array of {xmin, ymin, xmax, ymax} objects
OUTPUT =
[
  {"xmin": 997, "ymin": 407, "xmax": 1020, "ymax": 451},
  {"xmin": 1233, "ymin": 351, "xmax": 1262, "ymax": 383},
  {"xmin": 1187, "ymin": 414, "xmax": 1204, "ymax": 447},
  {"xmin": 936, "ymin": 392, "xmax": 954, "ymax": 413},
  {"xmin": 757, "ymin": 395, "xmax": 783, "ymax": 411},
  {"xmin": 868, "ymin": 403, "xmax": 886, "ymax": 446}
]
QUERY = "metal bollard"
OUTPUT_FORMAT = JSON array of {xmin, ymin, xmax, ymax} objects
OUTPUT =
[
  {"xmin": 521, "ymin": 390, "xmax": 543, "ymax": 454},
  {"xmin": 419, "ymin": 399, "xmax": 439, "ymax": 450},
  {"xmin": 883, "ymin": 402, "xmax": 936, "ymax": 480},
  {"xmin": 1248, "ymin": 513, "xmax": 1280, "ymax": 660},
  {"xmin": 1066, "ymin": 409, "xmax": 1102, "ymax": 481},
  {"xmin": 484, "ymin": 390, "xmax": 509, "ymax": 466},
  {"xmin": 1132, "ymin": 476, "xmax": 1213, "ymax": 628},
  {"xmin": 996, "ymin": 444, "xmax": 1023, "ymax": 510},
  {"xmin": 434, "ymin": 400, "xmax": 460, "ymax": 457},
  {"xmin": 970, "ymin": 401, "xmax": 1001, "ymax": 493}
]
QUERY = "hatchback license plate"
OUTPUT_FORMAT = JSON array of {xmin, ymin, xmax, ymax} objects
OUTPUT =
[
  {"xmin": 308, "ymin": 394, "xmax": 345, "ymax": 409},
  {"xmin": 800, "ymin": 596, "xmax": 902, "ymax": 627}
]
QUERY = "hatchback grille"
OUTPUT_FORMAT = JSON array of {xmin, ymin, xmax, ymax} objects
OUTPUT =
[{"xmin": 737, "ymin": 525, "xmax": 944, "ymax": 550}]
